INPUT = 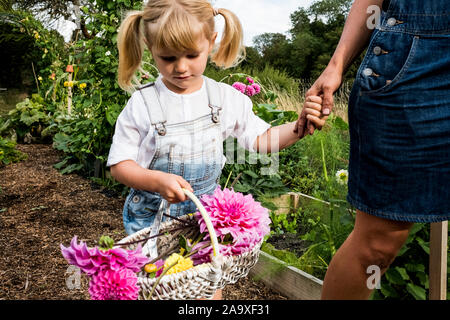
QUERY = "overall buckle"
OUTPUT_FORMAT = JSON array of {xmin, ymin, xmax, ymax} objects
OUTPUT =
[{"xmin": 209, "ymin": 104, "xmax": 222, "ymax": 123}]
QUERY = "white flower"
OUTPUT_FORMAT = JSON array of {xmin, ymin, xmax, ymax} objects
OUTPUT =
[
  {"xmin": 335, "ymin": 169, "xmax": 349, "ymax": 185},
  {"xmin": 105, "ymin": 51, "xmax": 111, "ymax": 56}
]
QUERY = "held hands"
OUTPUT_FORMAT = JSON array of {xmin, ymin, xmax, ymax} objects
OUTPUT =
[
  {"xmin": 294, "ymin": 65, "xmax": 344, "ymax": 138},
  {"xmin": 154, "ymin": 171, "xmax": 194, "ymax": 204},
  {"xmin": 299, "ymin": 95, "xmax": 327, "ymax": 135}
]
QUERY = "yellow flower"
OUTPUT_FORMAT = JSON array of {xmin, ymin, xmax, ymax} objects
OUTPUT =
[
  {"xmin": 144, "ymin": 264, "xmax": 158, "ymax": 274},
  {"xmin": 68, "ymin": 81, "xmax": 74, "ymax": 87},
  {"xmin": 64, "ymin": 81, "xmax": 69, "ymax": 87},
  {"xmin": 164, "ymin": 253, "xmax": 194, "ymax": 275},
  {"xmin": 79, "ymin": 83, "xmax": 87, "ymax": 89},
  {"xmin": 33, "ymin": 31, "xmax": 40, "ymax": 39},
  {"xmin": 38, "ymin": 76, "xmax": 43, "ymax": 81}
]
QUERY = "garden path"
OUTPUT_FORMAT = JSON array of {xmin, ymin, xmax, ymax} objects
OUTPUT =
[{"xmin": 0, "ymin": 143, "xmax": 286, "ymax": 300}]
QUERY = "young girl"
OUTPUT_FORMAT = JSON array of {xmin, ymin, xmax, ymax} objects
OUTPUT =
[{"xmin": 108, "ymin": 0, "xmax": 324, "ymax": 244}]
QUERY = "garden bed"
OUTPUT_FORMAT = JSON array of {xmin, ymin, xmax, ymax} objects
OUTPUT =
[{"xmin": 0, "ymin": 144, "xmax": 286, "ymax": 300}]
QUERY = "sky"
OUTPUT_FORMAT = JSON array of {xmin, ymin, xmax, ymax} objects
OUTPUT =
[
  {"xmin": 56, "ymin": 0, "xmax": 315, "ymax": 46},
  {"xmin": 213, "ymin": 0, "xmax": 315, "ymax": 46}
]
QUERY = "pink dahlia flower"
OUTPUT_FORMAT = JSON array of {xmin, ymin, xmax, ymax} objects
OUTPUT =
[
  {"xmin": 154, "ymin": 259, "xmax": 165, "ymax": 277},
  {"xmin": 191, "ymin": 187, "xmax": 270, "ymax": 264},
  {"xmin": 246, "ymin": 77, "xmax": 255, "ymax": 84},
  {"xmin": 232, "ymin": 82, "xmax": 246, "ymax": 94},
  {"xmin": 88, "ymin": 267, "xmax": 139, "ymax": 300},
  {"xmin": 60, "ymin": 236, "xmax": 149, "ymax": 275},
  {"xmin": 251, "ymin": 83, "xmax": 261, "ymax": 94},
  {"xmin": 245, "ymin": 85, "xmax": 256, "ymax": 97}
]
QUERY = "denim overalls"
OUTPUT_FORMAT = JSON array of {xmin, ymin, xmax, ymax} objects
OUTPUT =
[
  {"xmin": 122, "ymin": 78, "xmax": 223, "ymax": 236},
  {"xmin": 347, "ymin": 0, "xmax": 450, "ymax": 222}
]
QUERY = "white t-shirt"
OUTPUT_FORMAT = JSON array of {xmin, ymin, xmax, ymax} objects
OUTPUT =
[{"xmin": 106, "ymin": 76, "xmax": 271, "ymax": 168}]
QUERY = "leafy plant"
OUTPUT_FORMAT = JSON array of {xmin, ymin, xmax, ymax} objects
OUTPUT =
[
  {"xmin": 371, "ymin": 224, "xmax": 450, "ymax": 300},
  {"xmin": 0, "ymin": 94, "xmax": 54, "ymax": 143},
  {"xmin": 0, "ymin": 136, "xmax": 27, "ymax": 166}
]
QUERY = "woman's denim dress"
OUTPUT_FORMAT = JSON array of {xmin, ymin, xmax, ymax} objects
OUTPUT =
[
  {"xmin": 347, "ymin": 0, "xmax": 450, "ymax": 222},
  {"xmin": 122, "ymin": 78, "xmax": 223, "ymax": 236}
]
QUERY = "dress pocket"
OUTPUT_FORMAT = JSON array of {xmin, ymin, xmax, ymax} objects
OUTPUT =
[{"xmin": 358, "ymin": 32, "xmax": 420, "ymax": 96}]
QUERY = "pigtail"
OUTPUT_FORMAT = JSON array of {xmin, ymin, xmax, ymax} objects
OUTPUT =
[
  {"xmin": 117, "ymin": 11, "xmax": 145, "ymax": 92},
  {"xmin": 211, "ymin": 8, "xmax": 246, "ymax": 68}
]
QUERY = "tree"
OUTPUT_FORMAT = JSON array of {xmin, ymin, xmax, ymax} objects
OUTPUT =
[
  {"xmin": 249, "ymin": 0, "xmax": 359, "ymax": 81},
  {"xmin": 253, "ymin": 32, "xmax": 291, "ymax": 72},
  {"xmin": 9, "ymin": 0, "xmax": 85, "ymax": 19},
  {"xmin": 240, "ymin": 46, "xmax": 262, "ymax": 70}
]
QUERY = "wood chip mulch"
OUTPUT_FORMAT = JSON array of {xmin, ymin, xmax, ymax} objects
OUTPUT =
[{"xmin": 0, "ymin": 143, "xmax": 287, "ymax": 300}]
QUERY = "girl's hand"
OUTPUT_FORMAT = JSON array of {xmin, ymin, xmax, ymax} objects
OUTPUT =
[
  {"xmin": 153, "ymin": 171, "xmax": 194, "ymax": 204},
  {"xmin": 294, "ymin": 64, "xmax": 344, "ymax": 137},
  {"xmin": 303, "ymin": 95, "xmax": 327, "ymax": 131}
]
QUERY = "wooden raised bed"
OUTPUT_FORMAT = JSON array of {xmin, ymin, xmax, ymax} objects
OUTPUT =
[
  {"xmin": 259, "ymin": 192, "xmax": 448, "ymax": 300},
  {"xmin": 249, "ymin": 251, "xmax": 323, "ymax": 300}
]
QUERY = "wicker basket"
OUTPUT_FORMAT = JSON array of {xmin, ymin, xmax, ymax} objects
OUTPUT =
[{"xmin": 116, "ymin": 189, "xmax": 262, "ymax": 300}]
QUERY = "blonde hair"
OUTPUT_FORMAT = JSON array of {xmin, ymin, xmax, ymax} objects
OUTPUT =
[{"xmin": 117, "ymin": 0, "xmax": 245, "ymax": 91}]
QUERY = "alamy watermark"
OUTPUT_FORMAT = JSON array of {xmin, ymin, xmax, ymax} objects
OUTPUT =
[
  {"xmin": 65, "ymin": 265, "xmax": 81, "ymax": 290},
  {"xmin": 366, "ymin": 5, "xmax": 382, "ymax": 30},
  {"xmin": 366, "ymin": 265, "xmax": 381, "ymax": 290}
]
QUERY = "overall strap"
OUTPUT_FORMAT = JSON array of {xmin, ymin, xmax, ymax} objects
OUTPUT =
[
  {"xmin": 138, "ymin": 82, "xmax": 167, "ymax": 136},
  {"xmin": 204, "ymin": 77, "xmax": 222, "ymax": 123}
]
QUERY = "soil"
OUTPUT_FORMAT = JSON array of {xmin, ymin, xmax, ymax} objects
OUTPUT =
[
  {"xmin": 0, "ymin": 143, "xmax": 287, "ymax": 300},
  {"xmin": 266, "ymin": 233, "xmax": 310, "ymax": 257}
]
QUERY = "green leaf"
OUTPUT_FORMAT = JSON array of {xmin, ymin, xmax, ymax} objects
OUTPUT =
[
  {"xmin": 394, "ymin": 267, "xmax": 410, "ymax": 281},
  {"xmin": 408, "ymin": 223, "xmax": 425, "ymax": 236},
  {"xmin": 59, "ymin": 163, "xmax": 83, "ymax": 175},
  {"xmin": 53, "ymin": 159, "xmax": 68, "ymax": 169},
  {"xmin": 98, "ymin": 235, "xmax": 115, "ymax": 251},
  {"xmin": 233, "ymin": 183, "xmax": 251, "ymax": 193},
  {"xmin": 406, "ymin": 283, "xmax": 426, "ymax": 300},
  {"xmin": 243, "ymin": 170, "xmax": 259, "ymax": 178},
  {"xmin": 416, "ymin": 237, "xmax": 430, "ymax": 254},
  {"xmin": 106, "ymin": 105, "xmax": 120, "ymax": 126},
  {"xmin": 260, "ymin": 201, "xmax": 278, "ymax": 211},
  {"xmin": 405, "ymin": 263, "xmax": 425, "ymax": 273},
  {"xmin": 380, "ymin": 282, "xmax": 399, "ymax": 298},
  {"xmin": 385, "ymin": 268, "xmax": 406, "ymax": 285},
  {"xmin": 416, "ymin": 272, "xmax": 429, "ymax": 288},
  {"xmin": 332, "ymin": 116, "xmax": 349, "ymax": 130},
  {"xmin": 179, "ymin": 235, "xmax": 188, "ymax": 252}
]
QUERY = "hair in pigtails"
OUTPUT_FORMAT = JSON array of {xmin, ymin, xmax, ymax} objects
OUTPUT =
[
  {"xmin": 117, "ymin": 1, "xmax": 246, "ymax": 91},
  {"xmin": 211, "ymin": 8, "xmax": 246, "ymax": 69},
  {"xmin": 117, "ymin": 11, "xmax": 145, "ymax": 91}
]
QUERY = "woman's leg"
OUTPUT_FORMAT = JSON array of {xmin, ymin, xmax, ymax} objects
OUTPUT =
[{"xmin": 321, "ymin": 210, "xmax": 414, "ymax": 300}]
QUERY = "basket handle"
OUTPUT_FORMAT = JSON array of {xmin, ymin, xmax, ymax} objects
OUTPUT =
[{"xmin": 182, "ymin": 188, "xmax": 220, "ymax": 258}]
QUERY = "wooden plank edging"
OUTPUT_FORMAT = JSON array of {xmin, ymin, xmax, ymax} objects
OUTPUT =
[
  {"xmin": 249, "ymin": 251, "xmax": 323, "ymax": 300},
  {"xmin": 429, "ymin": 221, "xmax": 448, "ymax": 300}
]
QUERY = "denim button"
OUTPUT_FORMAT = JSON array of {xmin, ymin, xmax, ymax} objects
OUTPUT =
[
  {"xmin": 373, "ymin": 46, "xmax": 382, "ymax": 55},
  {"xmin": 132, "ymin": 195, "xmax": 140, "ymax": 203},
  {"xmin": 363, "ymin": 68, "xmax": 373, "ymax": 77},
  {"xmin": 387, "ymin": 17, "xmax": 397, "ymax": 26}
]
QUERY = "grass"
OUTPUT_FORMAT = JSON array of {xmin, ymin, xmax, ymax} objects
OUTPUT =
[{"xmin": 205, "ymin": 63, "xmax": 352, "ymax": 122}]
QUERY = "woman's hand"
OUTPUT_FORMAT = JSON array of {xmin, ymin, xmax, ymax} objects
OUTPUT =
[
  {"xmin": 294, "ymin": 64, "xmax": 344, "ymax": 137},
  {"xmin": 153, "ymin": 171, "xmax": 194, "ymax": 204}
]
